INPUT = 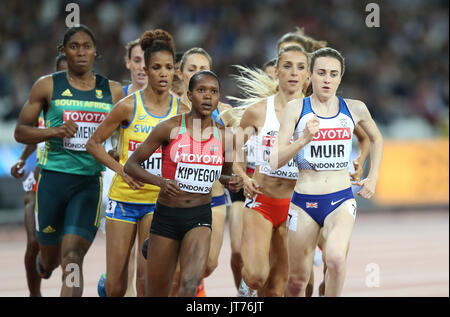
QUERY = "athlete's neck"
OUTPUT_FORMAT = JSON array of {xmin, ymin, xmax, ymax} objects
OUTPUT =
[
  {"xmin": 188, "ymin": 111, "xmax": 213, "ymax": 131},
  {"xmin": 310, "ymin": 94, "xmax": 339, "ymax": 115},
  {"xmin": 128, "ymin": 82, "xmax": 147, "ymax": 94},
  {"xmin": 180, "ymin": 91, "xmax": 192, "ymax": 109},
  {"xmin": 141, "ymin": 87, "xmax": 171, "ymax": 107},
  {"xmin": 66, "ymin": 69, "xmax": 96, "ymax": 89},
  {"xmin": 275, "ymin": 88, "xmax": 302, "ymax": 110}
]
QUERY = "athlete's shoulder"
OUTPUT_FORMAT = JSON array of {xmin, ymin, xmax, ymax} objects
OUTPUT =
[
  {"xmin": 29, "ymin": 74, "xmax": 54, "ymax": 101},
  {"xmin": 218, "ymin": 102, "xmax": 232, "ymax": 112},
  {"xmin": 111, "ymin": 90, "xmax": 135, "ymax": 114},
  {"xmin": 287, "ymin": 96, "xmax": 304, "ymax": 108},
  {"xmin": 239, "ymin": 99, "xmax": 266, "ymax": 128},
  {"xmin": 178, "ymin": 100, "xmax": 191, "ymax": 114},
  {"xmin": 109, "ymin": 80, "xmax": 126, "ymax": 103},
  {"xmin": 161, "ymin": 113, "xmax": 182, "ymax": 128},
  {"xmin": 286, "ymin": 96, "xmax": 304, "ymax": 116},
  {"xmin": 343, "ymin": 98, "xmax": 369, "ymax": 114},
  {"xmin": 342, "ymin": 98, "xmax": 372, "ymax": 123},
  {"xmin": 343, "ymin": 98, "xmax": 366, "ymax": 108},
  {"xmin": 247, "ymin": 99, "xmax": 266, "ymax": 115},
  {"xmin": 34, "ymin": 74, "xmax": 53, "ymax": 87}
]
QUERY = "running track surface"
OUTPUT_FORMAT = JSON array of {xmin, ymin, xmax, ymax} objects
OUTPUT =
[{"xmin": 0, "ymin": 209, "xmax": 448, "ymax": 297}]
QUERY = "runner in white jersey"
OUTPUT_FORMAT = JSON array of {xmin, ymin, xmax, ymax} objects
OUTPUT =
[
  {"xmin": 231, "ymin": 45, "xmax": 310, "ymax": 297},
  {"xmin": 270, "ymin": 47, "xmax": 383, "ymax": 297}
]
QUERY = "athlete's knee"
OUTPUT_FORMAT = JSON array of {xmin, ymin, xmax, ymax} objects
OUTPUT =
[
  {"xmin": 39, "ymin": 251, "xmax": 60, "ymax": 272},
  {"xmin": 105, "ymin": 278, "xmax": 127, "ymax": 297},
  {"xmin": 135, "ymin": 264, "xmax": 145, "ymax": 290},
  {"xmin": 24, "ymin": 197, "xmax": 35, "ymax": 209},
  {"xmin": 179, "ymin": 274, "xmax": 202, "ymax": 296},
  {"xmin": 231, "ymin": 251, "xmax": 242, "ymax": 266},
  {"xmin": 264, "ymin": 277, "xmax": 288, "ymax": 297},
  {"xmin": 61, "ymin": 250, "xmax": 84, "ymax": 270},
  {"xmin": 204, "ymin": 256, "xmax": 218, "ymax": 277},
  {"xmin": 325, "ymin": 251, "xmax": 346, "ymax": 274},
  {"xmin": 286, "ymin": 273, "xmax": 310, "ymax": 296},
  {"xmin": 25, "ymin": 239, "xmax": 39, "ymax": 260},
  {"xmin": 305, "ymin": 283, "xmax": 314, "ymax": 297},
  {"xmin": 243, "ymin": 266, "xmax": 269, "ymax": 290}
]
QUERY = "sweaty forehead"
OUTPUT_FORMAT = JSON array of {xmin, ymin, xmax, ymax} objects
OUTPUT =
[
  {"xmin": 130, "ymin": 45, "xmax": 144, "ymax": 58},
  {"xmin": 314, "ymin": 56, "xmax": 341, "ymax": 71},
  {"xmin": 68, "ymin": 31, "xmax": 94, "ymax": 44},
  {"xmin": 185, "ymin": 54, "xmax": 211, "ymax": 68},
  {"xmin": 193, "ymin": 74, "xmax": 219, "ymax": 88},
  {"xmin": 279, "ymin": 50, "xmax": 307, "ymax": 63},
  {"xmin": 148, "ymin": 50, "xmax": 174, "ymax": 64}
]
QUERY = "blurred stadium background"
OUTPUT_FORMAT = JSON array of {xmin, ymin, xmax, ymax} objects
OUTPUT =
[{"xmin": 0, "ymin": 0, "xmax": 448, "ymax": 297}]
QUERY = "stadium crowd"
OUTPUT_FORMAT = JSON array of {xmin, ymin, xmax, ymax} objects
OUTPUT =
[{"xmin": 0, "ymin": 0, "xmax": 448, "ymax": 137}]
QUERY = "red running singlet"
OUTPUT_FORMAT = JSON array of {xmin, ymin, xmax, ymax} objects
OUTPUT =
[{"xmin": 162, "ymin": 113, "xmax": 224, "ymax": 194}]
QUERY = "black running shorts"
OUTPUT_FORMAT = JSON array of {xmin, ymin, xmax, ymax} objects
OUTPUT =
[{"xmin": 150, "ymin": 202, "xmax": 212, "ymax": 241}]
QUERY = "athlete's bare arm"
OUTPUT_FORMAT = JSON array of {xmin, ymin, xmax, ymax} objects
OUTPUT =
[
  {"xmin": 233, "ymin": 102, "xmax": 265, "ymax": 196},
  {"xmin": 109, "ymin": 80, "xmax": 126, "ymax": 104},
  {"xmin": 15, "ymin": 76, "xmax": 78, "ymax": 144},
  {"xmin": 350, "ymin": 124, "xmax": 370, "ymax": 182},
  {"xmin": 346, "ymin": 99, "xmax": 383, "ymax": 199},
  {"xmin": 10, "ymin": 144, "xmax": 37, "ymax": 179},
  {"xmin": 86, "ymin": 95, "xmax": 143, "ymax": 189},
  {"xmin": 218, "ymin": 124, "xmax": 242, "ymax": 192},
  {"xmin": 124, "ymin": 116, "xmax": 181, "ymax": 198},
  {"xmin": 269, "ymin": 97, "xmax": 319, "ymax": 170}
]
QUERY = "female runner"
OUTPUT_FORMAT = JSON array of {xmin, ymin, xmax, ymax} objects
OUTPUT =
[
  {"xmin": 87, "ymin": 29, "xmax": 188, "ymax": 296},
  {"xmin": 125, "ymin": 70, "xmax": 241, "ymax": 296},
  {"xmin": 270, "ymin": 47, "xmax": 383, "ymax": 296},
  {"xmin": 14, "ymin": 25, "xmax": 124, "ymax": 296}
]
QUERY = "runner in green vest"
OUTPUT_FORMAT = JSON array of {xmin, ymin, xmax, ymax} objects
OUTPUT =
[{"xmin": 14, "ymin": 25, "xmax": 124, "ymax": 297}]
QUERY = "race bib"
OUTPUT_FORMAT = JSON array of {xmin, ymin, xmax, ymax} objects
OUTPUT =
[
  {"xmin": 105, "ymin": 199, "xmax": 117, "ymax": 217},
  {"xmin": 22, "ymin": 172, "xmax": 36, "ymax": 192},
  {"xmin": 63, "ymin": 110, "xmax": 106, "ymax": 151},
  {"xmin": 287, "ymin": 208, "xmax": 298, "ymax": 232},
  {"xmin": 302, "ymin": 127, "xmax": 352, "ymax": 170},
  {"xmin": 175, "ymin": 162, "xmax": 222, "ymax": 194},
  {"xmin": 344, "ymin": 199, "xmax": 357, "ymax": 220},
  {"xmin": 37, "ymin": 115, "xmax": 46, "ymax": 154},
  {"xmin": 258, "ymin": 135, "xmax": 298, "ymax": 180},
  {"xmin": 128, "ymin": 140, "xmax": 162, "ymax": 176}
]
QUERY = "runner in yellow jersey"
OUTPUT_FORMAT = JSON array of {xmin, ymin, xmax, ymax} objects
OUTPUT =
[
  {"xmin": 100, "ymin": 38, "xmax": 148, "ymax": 297},
  {"xmin": 86, "ymin": 29, "xmax": 189, "ymax": 297}
]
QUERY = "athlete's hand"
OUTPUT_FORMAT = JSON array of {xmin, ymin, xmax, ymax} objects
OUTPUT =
[
  {"xmin": 108, "ymin": 149, "xmax": 120, "ymax": 162},
  {"xmin": 122, "ymin": 172, "xmax": 145, "ymax": 190},
  {"xmin": 356, "ymin": 177, "xmax": 376, "ymax": 199},
  {"xmin": 10, "ymin": 160, "xmax": 25, "ymax": 179},
  {"xmin": 160, "ymin": 178, "xmax": 181, "ymax": 198},
  {"xmin": 243, "ymin": 178, "xmax": 262, "ymax": 199},
  {"xmin": 303, "ymin": 115, "xmax": 320, "ymax": 143},
  {"xmin": 55, "ymin": 120, "xmax": 78, "ymax": 138},
  {"xmin": 227, "ymin": 174, "xmax": 243, "ymax": 193},
  {"xmin": 349, "ymin": 159, "xmax": 364, "ymax": 184}
]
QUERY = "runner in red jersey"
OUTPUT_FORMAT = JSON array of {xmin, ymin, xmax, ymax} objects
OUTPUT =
[{"xmin": 124, "ymin": 70, "xmax": 241, "ymax": 297}]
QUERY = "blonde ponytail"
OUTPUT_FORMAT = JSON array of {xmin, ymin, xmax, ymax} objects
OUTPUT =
[{"xmin": 218, "ymin": 65, "xmax": 278, "ymax": 127}]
